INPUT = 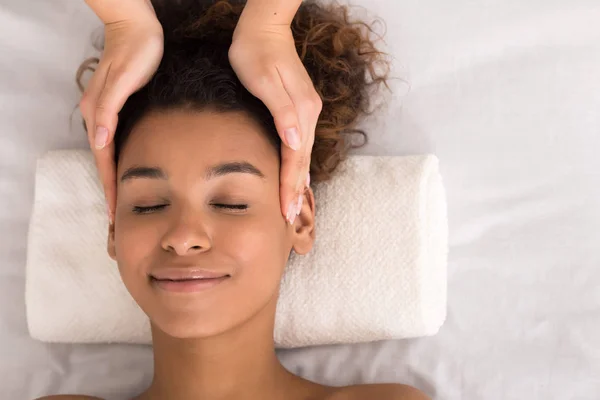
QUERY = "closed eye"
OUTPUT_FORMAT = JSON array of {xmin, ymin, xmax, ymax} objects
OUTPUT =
[
  {"xmin": 131, "ymin": 203, "xmax": 248, "ymax": 215},
  {"xmin": 212, "ymin": 203, "xmax": 248, "ymax": 211},
  {"xmin": 132, "ymin": 204, "xmax": 168, "ymax": 214}
]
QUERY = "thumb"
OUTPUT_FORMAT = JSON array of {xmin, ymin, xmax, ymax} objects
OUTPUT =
[
  {"xmin": 93, "ymin": 69, "xmax": 139, "ymax": 149},
  {"xmin": 238, "ymin": 70, "xmax": 302, "ymax": 151}
]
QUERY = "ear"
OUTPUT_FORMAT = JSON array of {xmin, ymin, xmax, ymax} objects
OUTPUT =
[
  {"xmin": 107, "ymin": 221, "xmax": 116, "ymax": 261},
  {"xmin": 291, "ymin": 186, "xmax": 316, "ymax": 255}
]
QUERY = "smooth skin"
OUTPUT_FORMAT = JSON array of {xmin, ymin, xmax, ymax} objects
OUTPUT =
[
  {"xmin": 36, "ymin": 110, "xmax": 428, "ymax": 400},
  {"xmin": 81, "ymin": 0, "xmax": 318, "ymax": 226}
]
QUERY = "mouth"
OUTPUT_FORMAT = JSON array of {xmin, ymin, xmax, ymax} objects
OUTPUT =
[{"xmin": 149, "ymin": 269, "xmax": 231, "ymax": 293}]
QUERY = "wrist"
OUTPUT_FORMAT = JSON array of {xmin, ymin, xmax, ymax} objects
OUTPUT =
[{"xmin": 239, "ymin": 0, "xmax": 302, "ymax": 27}]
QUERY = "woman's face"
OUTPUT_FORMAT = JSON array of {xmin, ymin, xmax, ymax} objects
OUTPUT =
[{"xmin": 108, "ymin": 109, "xmax": 314, "ymax": 339}]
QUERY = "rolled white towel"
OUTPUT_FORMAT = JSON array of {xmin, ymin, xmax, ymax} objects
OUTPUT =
[{"xmin": 26, "ymin": 150, "xmax": 447, "ymax": 348}]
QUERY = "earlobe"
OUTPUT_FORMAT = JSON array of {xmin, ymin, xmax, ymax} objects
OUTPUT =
[
  {"xmin": 291, "ymin": 187, "xmax": 316, "ymax": 255},
  {"xmin": 107, "ymin": 221, "xmax": 116, "ymax": 261}
]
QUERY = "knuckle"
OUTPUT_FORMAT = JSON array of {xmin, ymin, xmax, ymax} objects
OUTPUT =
[
  {"xmin": 313, "ymin": 93, "xmax": 323, "ymax": 112},
  {"xmin": 309, "ymin": 92, "xmax": 323, "ymax": 113},
  {"xmin": 228, "ymin": 40, "xmax": 242, "ymax": 56},
  {"xmin": 79, "ymin": 92, "xmax": 88, "ymax": 107},
  {"xmin": 95, "ymin": 102, "xmax": 109, "ymax": 113},
  {"xmin": 79, "ymin": 93, "xmax": 92, "ymax": 115},
  {"xmin": 299, "ymin": 96, "xmax": 313, "ymax": 110},
  {"xmin": 299, "ymin": 92, "xmax": 322, "ymax": 115},
  {"xmin": 295, "ymin": 153, "xmax": 309, "ymax": 170},
  {"xmin": 95, "ymin": 95, "xmax": 113, "ymax": 113}
]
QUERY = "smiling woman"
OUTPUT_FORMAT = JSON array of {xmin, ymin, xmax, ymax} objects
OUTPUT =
[
  {"xmin": 37, "ymin": 0, "xmax": 430, "ymax": 399},
  {"xmin": 110, "ymin": 109, "xmax": 294, "ymax": 342}
]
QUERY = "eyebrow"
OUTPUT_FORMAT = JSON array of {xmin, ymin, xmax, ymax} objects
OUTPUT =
[{"xmin": 120, "ymin": 161, "xmax": 265, "ymax": 183}]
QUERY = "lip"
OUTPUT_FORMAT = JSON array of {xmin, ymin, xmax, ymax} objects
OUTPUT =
[
  {"xmin": 150, "ymin": 268, "xmax": 230, "ymax": 281},
  {"xmin": 149, "ymin": 268, "xmax": 231, "ymax": 293}
]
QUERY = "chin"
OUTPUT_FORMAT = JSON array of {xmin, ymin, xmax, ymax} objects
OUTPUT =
[
  {"xmin": 160, "ymin": 325, "xmax": 216, "ymax": 340},
  {"xmin": 152, "ymin": 318, "xmax": 227, "ymax": 339},
  {"xmin": 152, "ymin": 313, "xmax": 232, "ymax": 340}
]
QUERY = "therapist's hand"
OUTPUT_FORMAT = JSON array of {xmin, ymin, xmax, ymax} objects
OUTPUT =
[
  {"xmin": 79, "ymin": 10, "xmax": 164, "ymax": 224},
  {"xmin": 229, "ymin": 20, "xmax": 322, "ymax": 224}
]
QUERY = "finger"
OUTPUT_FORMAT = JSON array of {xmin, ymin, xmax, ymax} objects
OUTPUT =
[
  {"xmin": 280, "ymin": 59, "xmax": 322, "ymax": 145},
  {"xmin": 242, "ymin": 68, "xmax": 302, "ymax": 152},
  {"xmin": 93, "ymin": 140, "xmax": 118, "ymax": 224},
  {"xmin": 91, "ymin": 65, "xmax": 144, "ymax": 219},
  {"xmin": 276, "ymin": 64, "xmax": 321, "ymax": 223},
  {"xmin": 79, "ymin": 62, "xmax": 118, "ymax": 220},
  {"xmin": 280, "ymin": 145, "xmax": 310, "ymax": 223},
  {"xmin": 93, "ymin": 64, "xmax": 140, "ymax": 150},
  {"xmin": 282, "ymin": 118, "xmax": 315, "ymax": 223},
  {"xmin": 80, "ymin": 62, "xmax": 110, "ymax": 146},
  {"xmin": 239, "ymin": 69, "xmax": 302, "ymax": 220},
  {"xmin": 284, "ymin": 106, "xmax": 316, "ymax": 220}
]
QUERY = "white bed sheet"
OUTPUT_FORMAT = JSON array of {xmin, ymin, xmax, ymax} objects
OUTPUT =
[{"xmin": 1, "ymin": 0, "xmax": 599, "ymax": 399}]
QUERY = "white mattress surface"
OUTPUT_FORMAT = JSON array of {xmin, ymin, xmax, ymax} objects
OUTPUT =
[{"xmin": 1, "ymin": 0, "xmax": 599, "ymax": 399}]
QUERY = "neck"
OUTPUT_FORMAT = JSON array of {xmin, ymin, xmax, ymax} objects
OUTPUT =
[{"xmin": 144, "ymin": 301, "xmax": 297, "ymax": 400}]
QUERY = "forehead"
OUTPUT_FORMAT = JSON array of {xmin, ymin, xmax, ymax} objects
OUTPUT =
[{"xmin": 119, "ymin": 109, "xmax": 279, "ymax": 174}]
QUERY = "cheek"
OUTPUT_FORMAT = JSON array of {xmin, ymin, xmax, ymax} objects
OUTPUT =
[
  {"xmin": 216, "ymin": 214, "xmax": 290, "ymax": 282},
  {"xmin": 212, "ymin": 212, "xmax": 291, "ymax": 319},
  {"xmin": 113, "ymin": 217, "xmax": 160, "ymax": 294}
]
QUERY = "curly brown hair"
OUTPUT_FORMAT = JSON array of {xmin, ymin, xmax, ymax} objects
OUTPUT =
[{"xmin": 78, "ymin": 0, "xmax": 389, "ymax": 183}]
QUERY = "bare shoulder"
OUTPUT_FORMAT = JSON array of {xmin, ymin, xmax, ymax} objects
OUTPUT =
[
  {"xmin": 35, "ymin": 396, "xmax": 103, "ymax": 400},
  {"xmin": 327, "ymin": 383, "xmax": 431, "ymax": 400}
]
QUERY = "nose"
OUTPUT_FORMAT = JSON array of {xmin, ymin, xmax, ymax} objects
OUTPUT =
[{"xmin": 161, "ymin": 219, "xmax": 211, "ymax": 256}]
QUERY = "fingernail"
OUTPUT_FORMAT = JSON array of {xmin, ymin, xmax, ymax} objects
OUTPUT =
[
  {"xmin": 286, "ymin": 201, "xmax": 297, "ymax": 225},
  {"xmin": 95, "ymin": 126, "xmax": 108, "ymax": 149},
  {"xmin": 296, "ymin": 195, "xmax": 303, "ymax": 216},
  {"xmin": 284, "ymin": 127, "xmax": 300, "ymax": 151},
  {"xmin": 306, "ymin": 172, "xmax": 311, "ymax": 187}
]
